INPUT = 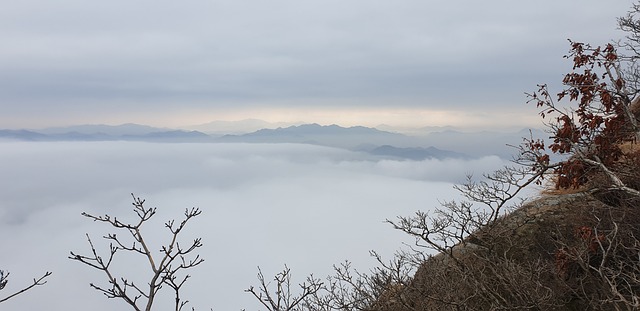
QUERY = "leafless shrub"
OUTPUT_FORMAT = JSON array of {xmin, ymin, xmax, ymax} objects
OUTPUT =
[
  {"xmin": 552, "ymin": 202, "xmax": 640, "ymax": 311},
  {"xmin": 69, "ymin": 193, "xmax": 204, "ymax": 311},
  {"xmin": 245, "ymin": 265, "xmax": 324, "ymax": 311},
  {"xmin": 244, "ymin": 249, "xmax": 421, "ymax": 311}
]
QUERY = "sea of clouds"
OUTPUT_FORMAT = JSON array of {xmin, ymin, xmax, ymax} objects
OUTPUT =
[{"xmin": 0, "ymin": 141, "xmax": 512, "ymax": 310}]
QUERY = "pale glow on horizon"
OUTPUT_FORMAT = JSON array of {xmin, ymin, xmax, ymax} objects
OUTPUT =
[
  {"xmin": 12, "ymin": 106, "xmax": 542, "ymax": 132},
  {"xmin": 168, "ymin": 107, "xmax": 543, "ymax": 131}
]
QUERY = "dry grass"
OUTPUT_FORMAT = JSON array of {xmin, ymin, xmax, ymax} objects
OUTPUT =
[
  {"xmin": 538, "ymin": 175, "xmax": 588, "ymax": 196},
  {"xmin": 619, "ymin": 140, "xmax": 640, "ymax": 154}
]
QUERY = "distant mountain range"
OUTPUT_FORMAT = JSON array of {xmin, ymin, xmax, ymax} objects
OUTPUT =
[
  {"xmin": 219, "ymin": 123, "xmax": 412, "ymax": 148},
  {"xmin": 0, "ymin": 126, "xmax": 212, "ymax": 142},
  {"xmin": 35, "ymin": 123, "xmax": 170, "ymax": 136},
  {"xmin": 185, "ymin": 119, "xmax": 301, "ymax": 135},
  {"xmin": 0, "ymin": 123, "xmax": 547, "ymax": 159}
]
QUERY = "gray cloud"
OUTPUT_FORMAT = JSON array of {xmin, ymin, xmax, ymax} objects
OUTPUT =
[
  {"xmin": 0, "ymin": 141, "xmax": 514, "ymax": 310},
  {"xmin": 0, "ymin": 1, "xmax": 633, "ymax": 127}
]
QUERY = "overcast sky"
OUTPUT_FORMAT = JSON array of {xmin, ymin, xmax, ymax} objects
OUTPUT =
[{"xmin": 0, "ymin": 1, "xmax": 635, "ymax": 129}]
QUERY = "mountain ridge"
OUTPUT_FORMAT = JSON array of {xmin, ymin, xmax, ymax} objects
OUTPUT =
[{"xmin": 0, "ymin": 122, "xmax": 538, "ymax": 159}]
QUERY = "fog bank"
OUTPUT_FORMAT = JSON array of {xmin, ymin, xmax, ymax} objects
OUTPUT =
[{"xmin": 0, "ymin": 141, "xmax": 509, "ymax": 310}]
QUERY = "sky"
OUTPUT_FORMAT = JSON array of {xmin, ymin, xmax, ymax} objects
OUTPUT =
[
  {"xmin": 0, "ymin": 1, "xmax": 636, "ymax": 130},
  {"xmin": 0, "ymin": 141, "xmax": 517, "ymax": 310}
]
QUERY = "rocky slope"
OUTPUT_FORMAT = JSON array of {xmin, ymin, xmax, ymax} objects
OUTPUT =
[{"xmin": 375, "ymin": 190, "xmax": 640, "ymax": 310}]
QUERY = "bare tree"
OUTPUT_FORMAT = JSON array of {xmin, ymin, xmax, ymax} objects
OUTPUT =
[
  {"xmin": 0, "ymin": 269, "xmax": 51, "ymax": 304},
  {"xmin": 69, "ymin": 194, "xmax": 204, "ymax": 311},
  {"xmin": 245, "ymin": 265, "xmax": 324, "ymax": 311}
]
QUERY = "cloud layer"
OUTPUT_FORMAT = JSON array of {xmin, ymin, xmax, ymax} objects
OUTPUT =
[
  {"xmin": 0, "ymin": 141, "xmax": 511, "ymax": 310},
  {"xmin": 0, "ymin": 1, "xmax": 632, "ymax": 128}
]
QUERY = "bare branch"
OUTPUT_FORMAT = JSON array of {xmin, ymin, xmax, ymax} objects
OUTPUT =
[
  {"xmin": 0, "ymin": 271, "xmax": 52, "ymax": 304},
  {"xmin": 245, "ymin": 265, "xmax": 324, "ymax": 311}
]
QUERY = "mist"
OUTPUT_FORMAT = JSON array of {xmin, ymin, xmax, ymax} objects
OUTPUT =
[{"xmin": 0, "ymin": 141, "xmax": 511, "ymax": 310}]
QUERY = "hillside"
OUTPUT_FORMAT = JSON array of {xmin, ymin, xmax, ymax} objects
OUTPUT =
[
  {"xmin": 370, "ymin": 172, "xmax": 640, "ymax": 311},
  {"xmin": 371, "ymin": 187, "xmax": 640, "ymax": 310}
]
